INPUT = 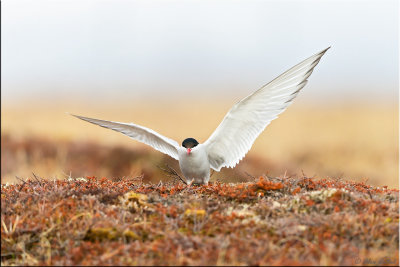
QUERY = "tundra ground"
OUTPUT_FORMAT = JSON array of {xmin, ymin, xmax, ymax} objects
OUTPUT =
[{"xmin": 1, "ymin": 175, "xmax": 398, "ymax": 266}]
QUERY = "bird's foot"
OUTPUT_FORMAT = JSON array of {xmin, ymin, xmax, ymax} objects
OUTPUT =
[
  {"xmin": 186, "ymin": 179, "xmax": 195, "ymax": 187},
  {"xmin": 187, "ymin": 180, "xmax": 208, "ymax": 187}
]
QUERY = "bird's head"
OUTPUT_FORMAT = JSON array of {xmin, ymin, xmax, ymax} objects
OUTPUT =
[{"xmin": 182, "ymin": 138, "xmax": 199, "ymax": 155}]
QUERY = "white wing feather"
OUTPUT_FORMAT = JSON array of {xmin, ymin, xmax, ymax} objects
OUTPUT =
[
  {"xmin": 70, "ymin": 114, "xmax": 180, "ymax": 160},
  {"xmin": 204, "ymin": 47, "xmax": 330, "ymax": 171}
]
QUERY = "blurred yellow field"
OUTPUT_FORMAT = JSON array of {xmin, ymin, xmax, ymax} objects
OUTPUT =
[{"xmin": 1, "ymin": 100, "xmax": 398, "ymax": 188}]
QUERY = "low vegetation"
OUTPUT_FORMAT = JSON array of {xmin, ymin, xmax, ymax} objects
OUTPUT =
[
  {"xmin": 2, "ymin": 102, "xmax": 398, "ymax": 188},
  {"xmin": 1, "ymin": 174, "xmax": 398, "ymax": 265}
]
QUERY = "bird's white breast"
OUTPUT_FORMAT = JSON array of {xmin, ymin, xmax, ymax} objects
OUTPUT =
[{"xmin": 178, "ymin": 144, "xmax": 210, "ymax": 184}]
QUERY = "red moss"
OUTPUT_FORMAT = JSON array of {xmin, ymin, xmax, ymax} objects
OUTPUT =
[{"xmin": 1, "ymin": 175, "xmax": 398, "ymax": 266}]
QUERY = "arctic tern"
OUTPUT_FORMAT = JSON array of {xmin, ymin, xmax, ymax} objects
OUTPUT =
[{"xmin": 71, "ymin": 47, "xmax": 330, "ymax": 185}]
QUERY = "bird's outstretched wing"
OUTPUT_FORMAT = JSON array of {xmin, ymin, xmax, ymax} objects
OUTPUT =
[
  {"xmin": 70, "ymin": 114, "xmax": 180, "ymax": 160},
  {"xmin": 204, "ymin": 47, "xmax": 330, "ymax": 171}
]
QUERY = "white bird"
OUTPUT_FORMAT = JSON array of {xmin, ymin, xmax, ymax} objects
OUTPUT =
[{"xmin": 71, "ymin": 47, "xmax": 330, "ymax": 185}]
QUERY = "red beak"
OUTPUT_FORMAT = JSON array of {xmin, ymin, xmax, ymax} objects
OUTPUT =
[{"xmin": 187, "ymin": 148, "xmax": 192, "ymax": 155}]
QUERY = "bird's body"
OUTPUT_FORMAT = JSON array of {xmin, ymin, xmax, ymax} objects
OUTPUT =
[
  {"xmin": 178, "ymin": 144, "xmax": 210, "ymax": 184},
  {"xmin": 71, "ymin": 48, "xmax": 330, "ymax": 184}
]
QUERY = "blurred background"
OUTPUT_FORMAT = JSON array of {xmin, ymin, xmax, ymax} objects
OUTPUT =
[{"xmin": 1, "ymin": 0, "xmax": 398, "ymax": 187}]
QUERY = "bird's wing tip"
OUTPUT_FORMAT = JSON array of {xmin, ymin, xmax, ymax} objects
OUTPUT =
[
  {"xmin": 67, "ymin": 113, "xmax": 85, "ymax": 120},
  {"xmin": 322, "ymin": 46, "xmax": 331, "ymax": 53}
]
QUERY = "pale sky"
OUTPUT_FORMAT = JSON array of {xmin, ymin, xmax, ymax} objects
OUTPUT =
[{"xmin": 2, "ymin": 0, "xmax": 399, "ymax": 106}]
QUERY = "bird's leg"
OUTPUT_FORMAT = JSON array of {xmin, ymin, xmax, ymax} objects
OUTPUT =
[{"xmin": 186, "ymin": 178, "xmax": 195, "ymax": 187}]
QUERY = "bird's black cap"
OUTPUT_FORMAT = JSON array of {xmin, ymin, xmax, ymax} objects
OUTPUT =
[{"xmin": 182, "ymin": 138, "xmax": 199, "ymax": 148}]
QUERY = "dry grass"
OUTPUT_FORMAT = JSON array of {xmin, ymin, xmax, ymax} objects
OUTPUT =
[
  {"xmin": 1, "ymin": 100, "xmax": 398, "ymax": 187},
  {"xmin": 1, "ymin": 175, "xmax": 398, "ymax": 265}
]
